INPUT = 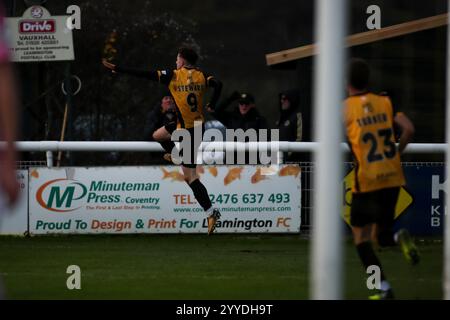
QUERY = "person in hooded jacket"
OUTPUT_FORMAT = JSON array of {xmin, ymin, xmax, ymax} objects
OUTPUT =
[{"xmin": 276, "ymin": 89, "xmax": 303, "ymax": 162}]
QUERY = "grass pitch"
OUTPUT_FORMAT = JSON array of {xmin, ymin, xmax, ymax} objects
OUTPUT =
[{"xmin": 0, "ymin": 235, "xmax": 443, "ymax": 300}]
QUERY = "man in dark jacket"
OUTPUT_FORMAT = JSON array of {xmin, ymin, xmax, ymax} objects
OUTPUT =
[
  {"xmin": 146, "ymin": 94, "xmax": 177, "ymax": 140},
  {"xmin": 211, "ymin": 91, "xmax": 268, "ymax": 131},
  {"xmin": 208, "ymin": 91, "xmax": 268, "ymax": 164},
  {"xmin": 276, "ymin": 89, "xmax": 303, "ymax": 162},
  {"xmin": 144, "ymin": 94, "xmax": 177, "ymax": 162}
]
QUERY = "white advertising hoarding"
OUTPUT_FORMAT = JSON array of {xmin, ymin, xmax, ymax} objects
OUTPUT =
[
  {"xmin": 29, "ymin": 166, "xmax": 301, "ymax": 235},
  {"xmin": 5, "ymin": 6, "xmax": 74, "ymax": 62},
  {"xmin": 0, "ymin": 170, "xmax": 28, "ymax": 236}
]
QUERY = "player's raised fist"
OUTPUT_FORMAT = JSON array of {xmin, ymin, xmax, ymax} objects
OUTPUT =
[{"xmin": 102, "ymin": 59, "xmax": 117, "ymax": 73}]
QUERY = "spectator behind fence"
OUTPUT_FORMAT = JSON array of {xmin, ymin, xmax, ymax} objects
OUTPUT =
[
  {"xmin": 210, "ymin": 91, "xmax": 268, "ymax": 131},
  {"xmin": 208, "ymin": 91, "xmax": 268, "ymax": 164},
  {"xmin": 276, "ymin": 89, "xmax": 303, "ymax": 163},
  {"xmin": 145, "ymin": 94, "xmax": 177, "ymax": 163}
]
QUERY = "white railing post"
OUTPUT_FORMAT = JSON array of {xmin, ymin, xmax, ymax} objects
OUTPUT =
[
  {"xmin": 278, "ymin": 151, "xmax": 284, "ymax": 165},
  {"xmin": 46, "ymin": 151, "xmax": 53, "ymax": 168}
]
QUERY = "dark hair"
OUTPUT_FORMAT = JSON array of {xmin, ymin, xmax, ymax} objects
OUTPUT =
[
  {"xmin": 348, "ymin": 58, "xmax": 370, "ymax": 91},
  {"xmin": 178, "ymin": 47, "xmax": 198, "ymax": 65}
]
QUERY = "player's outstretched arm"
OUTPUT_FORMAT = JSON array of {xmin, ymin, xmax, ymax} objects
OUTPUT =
[
  {"xmin": 394, "ymin": 112, "xmax": 415, "ymax": 154},
  {"xmin": 101, "ymin": 59, "xmax": 161, "ymax": 81}
]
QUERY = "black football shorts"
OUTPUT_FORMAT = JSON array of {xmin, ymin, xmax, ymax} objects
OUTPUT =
[{"xmin": 351, "ymin": 187, "xmax": 400, "ymax": 227}]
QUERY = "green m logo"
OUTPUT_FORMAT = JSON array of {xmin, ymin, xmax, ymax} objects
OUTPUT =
[{"xmin": 37, "ymin": 179, "xmax": 88, "ymax": 213}]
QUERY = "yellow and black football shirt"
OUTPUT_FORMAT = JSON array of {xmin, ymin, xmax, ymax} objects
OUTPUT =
[
  {"xmin": 157, "ymin": 67, "xmax": 216, "ymax": 129},
  {"xmin": 343, "ymin": 92, "xmax": 405, "ymax": 193},
  {"xmin": 115, "ymin": 65, "xmax": 221, "ymax": 130}
]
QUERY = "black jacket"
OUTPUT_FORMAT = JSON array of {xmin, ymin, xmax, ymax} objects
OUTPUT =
[
  {"xmin": 213, "ymin": 93, "xmax": 268, "ymax": 131},
  {"xmin": 217, "ymin": 107, "xmax": 268, "ymax": 132},
  {"xmin": 276, "ymin": 89, "xmax": 303, "ymax": 162},
  {"xmin": 211, "ymin": 92, "xmax": 269, "ymax": 164},
  {"xmin": 276, "ymin": 89, "xmax": 302, "ymax": 142}
]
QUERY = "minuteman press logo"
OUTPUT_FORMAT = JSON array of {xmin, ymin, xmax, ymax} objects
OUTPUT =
[{"xmin": 37, "ymin": 179, "xmax": 88, "ymax": 213}]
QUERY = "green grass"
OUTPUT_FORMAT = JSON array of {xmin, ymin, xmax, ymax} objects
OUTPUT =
[{"xmin": 0, "ymin": 235, "xmax": 443, "ymax": 300}]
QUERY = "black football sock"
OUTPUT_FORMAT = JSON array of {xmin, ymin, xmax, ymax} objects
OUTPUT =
[
  {"xmin": 188, "ymin": 179, "xmax": 212, "ymax": 212},
  {"xmin": 356, "ymin": 241, "xmax": 387, "ymax": 282}
]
